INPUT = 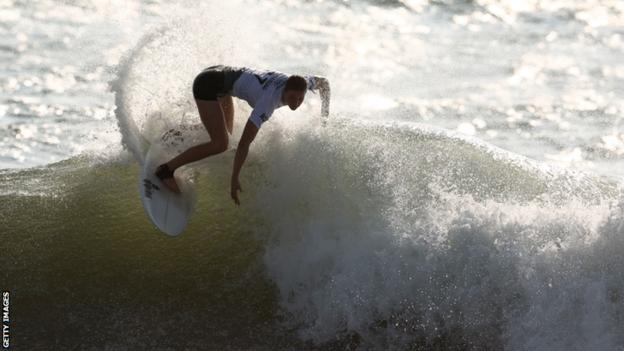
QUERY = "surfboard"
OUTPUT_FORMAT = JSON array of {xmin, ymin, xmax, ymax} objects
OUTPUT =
[{"xmin": 138, "ymin": 126, "xmax": 202, "ymax": 236}]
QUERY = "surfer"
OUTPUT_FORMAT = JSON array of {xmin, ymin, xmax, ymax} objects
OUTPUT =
[{"xmin": 154, "ymin": 65, "xmax": 331, "ymax": 205}]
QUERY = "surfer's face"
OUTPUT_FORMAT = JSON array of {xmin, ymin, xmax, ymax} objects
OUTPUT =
[{"xmin": 282, "ymin": 89, "xmax": 306, "ymax": 110}]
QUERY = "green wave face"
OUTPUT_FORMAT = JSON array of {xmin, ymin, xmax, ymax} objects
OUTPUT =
[{"xmin": 0, "ymin": 157, "xmax": 301, "ymax": 350}]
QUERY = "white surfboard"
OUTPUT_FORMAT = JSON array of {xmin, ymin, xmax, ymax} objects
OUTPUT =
[{"xmin": 138, "ymin": 126, "xmax": 203, "ymax": 236}]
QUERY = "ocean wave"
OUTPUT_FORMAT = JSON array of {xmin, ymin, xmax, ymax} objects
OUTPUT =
[
  {"xmin": 247, "ymin": 116, "xmax": 624, "ymax": 350},
  {"xmin": 3, "ymin": 109, "xmax": 624, "ymax": 349}
]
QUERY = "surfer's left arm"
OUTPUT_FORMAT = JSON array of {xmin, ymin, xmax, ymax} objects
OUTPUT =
[
  {"xmin": 231, "ymin": 120, "xmax": 259, "ymax": 205},
  {"xmin": 306, "ymin": 76, "xmax": 331, "ymax": 117}
]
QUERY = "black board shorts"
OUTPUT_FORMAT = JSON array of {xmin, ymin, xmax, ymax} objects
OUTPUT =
[{"xmin": 192, "ymin": 65, "xmax": 242, "ymax": 101}]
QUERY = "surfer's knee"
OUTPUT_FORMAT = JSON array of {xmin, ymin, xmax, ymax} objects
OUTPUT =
[{"xmin": 214, "ymin": 135, "xmax": 229, "ymax": 153}]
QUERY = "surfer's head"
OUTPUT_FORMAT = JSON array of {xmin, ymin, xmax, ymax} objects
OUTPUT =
[{"xmin": 282, "ymin": 75, "xmax": 307, "ymax": 110}]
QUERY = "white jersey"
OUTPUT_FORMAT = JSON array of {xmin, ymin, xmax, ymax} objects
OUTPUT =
[{"xmin": 231, "ymin": 67, "xmax": 317, "ymax": 129}]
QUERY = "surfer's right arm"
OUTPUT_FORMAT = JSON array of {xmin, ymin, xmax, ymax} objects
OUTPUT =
[{"xmin": 231, "ymin": 120, "xmax": 259, "ymax": 205}]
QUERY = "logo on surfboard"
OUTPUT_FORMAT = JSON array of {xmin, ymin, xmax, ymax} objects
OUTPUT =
[{"xmin": 143, "ymin": 179, "xmax": 160, "ymax": 199}]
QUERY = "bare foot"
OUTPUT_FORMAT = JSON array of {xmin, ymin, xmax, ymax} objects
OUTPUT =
[
  {"xmin": 161, "ymin": 177, "xmax": 181, "ymax": 194},
  {"xmin": 154, "ymin": 163, "xmax": 181, "ymax": 194}
]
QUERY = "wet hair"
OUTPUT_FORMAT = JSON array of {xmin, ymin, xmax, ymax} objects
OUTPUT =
[{"xmin": 284, "ymin": 75, "xmax": 307, "ymax": 92}]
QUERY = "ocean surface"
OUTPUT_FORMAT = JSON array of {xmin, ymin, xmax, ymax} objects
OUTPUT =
[{"xmin": 2, "ymin": 0, "xmax": 624, "ymax": 350}]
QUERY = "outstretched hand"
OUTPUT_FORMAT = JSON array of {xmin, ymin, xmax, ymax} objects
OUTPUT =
[{"xmin": 231, "ymin": 177, "xmax": 242, "ymax": 206}]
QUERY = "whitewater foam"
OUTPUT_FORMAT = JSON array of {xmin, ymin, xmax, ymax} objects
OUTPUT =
[{"xmin": 241, "ymin": 116, "xmax": 624, "ymax": 350}]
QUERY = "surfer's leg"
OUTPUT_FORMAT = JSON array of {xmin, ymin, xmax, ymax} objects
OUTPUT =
[
  {"xmin": 218, "ymin": 95, "xmax": 234, "ymax": 135},
  {"xmin": 156, "ymin": 68, "xmax": 230, "ymax": 193},
  {"xmin": 157, "ymin": 99, "xmax": 228, "ymax": 193},
  {"xmin": 166, "ymin": 99, "xmax": 228, "ymax": 171}
]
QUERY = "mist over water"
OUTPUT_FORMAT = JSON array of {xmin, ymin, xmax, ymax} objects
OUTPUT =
[{"xmin": 3, "ymin": 0, "xmax": 624, "ymax": 350}]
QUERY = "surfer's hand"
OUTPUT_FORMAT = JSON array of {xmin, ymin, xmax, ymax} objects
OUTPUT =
[{"xmin": 231, "ymin": 177, "xmax": 242, "ymax": 206}]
